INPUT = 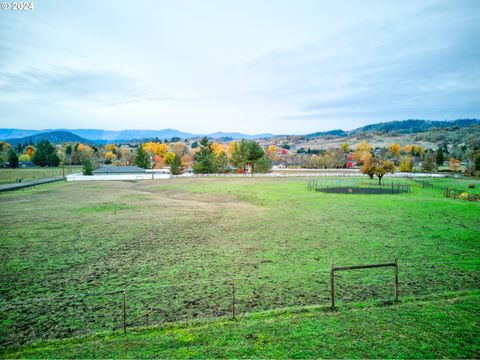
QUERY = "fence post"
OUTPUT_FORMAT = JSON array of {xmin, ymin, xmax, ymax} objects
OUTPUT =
[
  {"xmin": 123, "ymin": 290, "xmax": 127, "ymax": 335},
  {"xmin": 330, "ymin": 263, "xmax": 335, "ymax": 308},
  {"xmin": 394, "ymin": 257, "xmax": 399, "ymax": 302},
  {"xmin": 231, "ymin": 280, "xmax": 236, "ymax": 320}
]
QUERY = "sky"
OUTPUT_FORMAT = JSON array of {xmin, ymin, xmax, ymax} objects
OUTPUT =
[{"xmin": 0, "ymin": 0, "xmax": 479, "ymax": 134}]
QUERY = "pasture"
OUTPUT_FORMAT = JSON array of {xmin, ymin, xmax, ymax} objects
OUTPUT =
[
  {"xmin": 0, "ymin": 167, "xmax": 82, "ymax": 184},
  {"xmin": 0, "ymin": 177, "xmax": 479, "ymax": 356}
]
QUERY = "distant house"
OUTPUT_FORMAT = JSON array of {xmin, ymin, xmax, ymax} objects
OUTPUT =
[
  {"xmin": 19, "ymin": 161, "xmax": 37, "ymax": 168},
  {"xmin": 93, "ymin": 165, "xmax": 147, "ymax": 175}
]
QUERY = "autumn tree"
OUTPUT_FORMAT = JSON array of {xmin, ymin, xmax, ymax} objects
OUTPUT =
[
  {"xmin": 104, "ymin": 151, "xmax": 116, "ymax": 164},
  {"xmin": 134, "ymin": 144, "xmax": 149, "ymax": 169},
  {"xmin": 265, "ymin": 144, "xmax": 278, "ymax": 161},
  {"xmin": 387, "ymin": 143, "xmax": 401, "ymax": 158},
  {"xmin": 105, "ymin": 144, "xmax": 117, "ymax": 153},
  {"xmin": 399, "ymin": 156, "xmax": 413, "ymax": 172},
  {"xmin": 448, "ymin": 157, "xmax": 461, "ymax": 172},
  {"xmin": 163, "ymin": 151, "xmax": 176, "ymax": 165},
  {"xmin": 25, "ymin": 145, "xmax": 35, "ymax": 157},
  {"xmin": 361, "ymin": 157, "xmax": 395, "ymax": 184},
  {"xmin": 340, "ymin": 143, "xmax": 350, "ymax": 153},
  {"xmin": 353, "ymin": 141, "xmax": 373, "ymax": 165}
]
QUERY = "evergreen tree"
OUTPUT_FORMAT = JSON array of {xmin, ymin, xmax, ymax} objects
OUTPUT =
[
  {"xmin": 436, "ymin": 148, "xmax": 444, "ymax": 166},
  {"xmin": 32, "ymin": 140, "xmax": 60, "ymax": 167},
  {"xmin": 170, "ymin": 153, "xmax": 184, "ymax": 175},
  {"xmin": 475, "ymin": 155, "xmax": 480, "ymax": 171},
  {"xmin": 192, "ymin": 137, "xmax": 217, "ymax": 173},
  {"xmin": 246, "ymin": 141, "xmax": 265, "ymax": 175},
  {"xmin": 82, "ymin": 158, "xmax": 94, "ymax": 175},
  {"xmin": 7, "ymin": 149, "xmax": 19, "ymax": 168},
  {"xmin": 134, "ymin": 144, "xmax": 149, "ymax": 169}
]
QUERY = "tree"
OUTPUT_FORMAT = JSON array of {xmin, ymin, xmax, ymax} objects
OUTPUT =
[
  {"xmin": 25, "ymin": 145, "xmax": 35, "ymax": 157},
  {"xmin": 163, "ymin": 151, "xmax": 176, "ymax": 165},
  {"xmin": 7, "ymin": 149, "xmax": 19, "ymax": 168},
  {"xmin": 104, "ymin": 151, "xmax": 116, "ymax": 164},
  {"xmin": 422, "ymin": 155, "xmax": 437, "ymax": 172},
  {"xmin": 134, "ymin": 143, "xmax": 149, "ymax": 169},
  {"xmin": 436, "ymin": 148, "xmax": 444, "ymax": 166},
  {"xmin": 399, "ymin": 156, "xmax": 413, "ymax": 172},
  {"xmin": 32, "ymin": 140, "xmax": 60, "ymax": 167},
  {"xmin": 215, "ymin": 151, "xmax": 228, "ymax": 173},
  {"xmin": 170, "ymin": 153, "xmax": 184, "ymax": 175},
  {"xmin": 387, "ymin": 143, "xmax": 401, "ymax": 158},
  {"xmin": 475, "ymin": 155, "xmax": 480, "ymax": 171},
  {"xmin": 230, "ymin": 140, "xmax": 249, "ymax": 172},
  {"xmin": 82, "ymin": 158, "xmax": 94, "ymax": 175},
  {"xmin": 245, "ymin": 140, "xmax": 265, "ymax": 175},
  {"xmin": 361, "ymin": 157, "xmax": 395, "ymax": 184},
  {"xmin": 353, "ymin": 141, "xmax": 373, "ymax": 165},
  {"xmin": 340, "ymin": 143, "xmax": 350, "ymax": 153},
  {"xmin": 254, "ymin": 156, "xmax": 272, "ymax": 173},
  {"xmin": 448, "ymin": 157, "xmax": 461, "ymax": 172},
  {"xmin": 192, "ymin": 137, "xmax": 217, "ymax": 173}
]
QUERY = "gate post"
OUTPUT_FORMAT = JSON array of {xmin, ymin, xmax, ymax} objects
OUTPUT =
[{"xmin": 394, "ymin": 257, "xmax": 399, "ymax": 302}]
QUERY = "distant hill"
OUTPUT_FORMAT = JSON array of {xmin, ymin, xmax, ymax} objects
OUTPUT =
[
  {"xmin": 0, "ymin": 128, "xmax": 273, "ymax": 142},
  {"xmin": 1, "ymin": 119, "xmax": 478, "ymax": 143},
  {"xmin": 351, "ymin": 119, "xmax": 480, "ymax": 135},
  {"xmin": 305, "ymin": 129, "xmax": 347, "ymax": 139},
  {"xmin": 7, "ymin": 131, "xmax": 92, "ymax": 145}
]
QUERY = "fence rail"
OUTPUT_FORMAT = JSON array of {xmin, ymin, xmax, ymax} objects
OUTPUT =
[{"xmin": 330, "ymin": 259, "xmax": 398, "ymax": 307}]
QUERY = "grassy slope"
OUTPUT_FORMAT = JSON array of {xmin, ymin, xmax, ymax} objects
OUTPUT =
[
  {"xmin": 1, "ymin": 177, "xmax": 479, "ymax": 349},
  {"xmin": 4, "ymin": 292, "xmax": 479, "ymax": 359}
]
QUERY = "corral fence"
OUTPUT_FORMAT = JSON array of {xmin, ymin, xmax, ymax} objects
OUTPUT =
[
  {"xmin": 414, "ymin": 180, "xmax": 479, "ymax": 201},
  {"xmin": 1, "ymin": 257, "xmax": 478, "ymax": 348},
  {"xmin": 307, "ymin": 179, "xmax": 410, "ymax": 194}
]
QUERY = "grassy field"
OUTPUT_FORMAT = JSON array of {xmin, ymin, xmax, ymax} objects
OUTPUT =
[
  {"xmin": 0, "ymin": 177, "xmax": 479, "ymax": 356},
  {"xmin": 4, "ymin": 291, "xmax": 479, "ymax": 359},
  {"xmin": 0, "ymin": 167, "xmax": 82, "ymax": 184}
]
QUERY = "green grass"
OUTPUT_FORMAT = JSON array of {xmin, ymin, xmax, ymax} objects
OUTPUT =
[
  {"xmin": 3, "ymin": 291, "xmax": 479, "ymax": 359},
  {"xmin": 420, "ymin": 176, "xmax": 480, "ymax": 195},
  {"xmin": 0, "ymin": 167, "xmax": 82, "ymax": 184},
  {"xmin": 0, "ymin": 177, "xmax": 479, "ymax": 354}
]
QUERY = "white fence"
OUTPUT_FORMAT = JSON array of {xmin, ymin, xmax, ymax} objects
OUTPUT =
[{"xmin": 67, "ymin": 171, "xmax": 446, "ymax": 181}]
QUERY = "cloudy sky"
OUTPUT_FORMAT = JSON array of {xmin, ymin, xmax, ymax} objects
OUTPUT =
[{"xmin": 0, "ymin": 0, "xmax": 479, "ymax": 134}]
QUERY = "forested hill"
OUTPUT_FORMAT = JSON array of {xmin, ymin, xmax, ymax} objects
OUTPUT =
[
  {"xmin": 351, "ymin": 119, "xmax": 480, "ymax": 134},
  {"xmin": 7, "ymin": 131, "xmax": 92, "ymax": 145}
]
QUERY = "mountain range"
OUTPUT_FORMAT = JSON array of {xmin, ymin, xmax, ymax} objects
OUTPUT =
[{"xmin": 1, "ymin": 119, "xmax": 478, "ymax": 144}]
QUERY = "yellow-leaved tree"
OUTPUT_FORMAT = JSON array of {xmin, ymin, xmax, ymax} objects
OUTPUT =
[
  {"xmin": 387, "ymin": 143, "xmax": 401, "ymax": 158},
  {"xmin": 353, "ymin": 141, "xmax": 373, "ymax": 165}
]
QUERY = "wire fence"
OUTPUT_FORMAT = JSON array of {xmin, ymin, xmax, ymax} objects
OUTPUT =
[
  {"xmin": 1, "ymin": 258, "xmax": 478, "ymax": 348},
  {"xmin": 307, "ymin": 179, "xmax": 411, "ymax": 194},
  {"xmin": 414, "ymin": 180, "xmax": 480, "ymax": 201}
]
